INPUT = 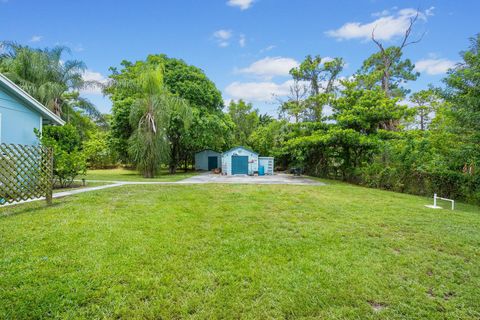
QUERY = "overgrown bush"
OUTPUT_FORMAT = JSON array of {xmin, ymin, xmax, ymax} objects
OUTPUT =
[
  {"xmin": 38, "ymin": 124, "xmax": 86, "ymax": 188},
  {"xmin": 355, "ymin": 139, "xmax": 479, "ymax": 204}
]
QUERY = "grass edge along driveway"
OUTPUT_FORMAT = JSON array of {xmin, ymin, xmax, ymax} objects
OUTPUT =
[{"xmin": 80, "ymin": 168, "xmax": 198, "ymax": 182}]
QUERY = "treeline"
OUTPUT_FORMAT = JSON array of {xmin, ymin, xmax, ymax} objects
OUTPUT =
[
  {"xmin": 0, "ymin": 44, "xmax": 238, "ymax": 181},
  {"xmin": 1, "ymin": 32, "xmax": 478, "ymax": 204},
  {"xmin": 241, "ymin": 34, "xmax": 480, "ymax": 204}
]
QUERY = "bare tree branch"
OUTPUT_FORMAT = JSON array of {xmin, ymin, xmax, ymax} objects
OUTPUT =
[
  {"xmin": 370, "ymin": 9, "xmax": 424, "ymax": 99},
  {"xmin": 371, "ymin": 25, "xmax": 385, "ymax": 53}
]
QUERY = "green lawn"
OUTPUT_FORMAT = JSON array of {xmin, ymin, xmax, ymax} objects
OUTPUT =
[
  {"xmin": 79, "ymin": 167, "xmax": 198, "ymax": 182},
  {"xmin": 1, "ymin": 181, "xmax": 479, "ymax": 319}
]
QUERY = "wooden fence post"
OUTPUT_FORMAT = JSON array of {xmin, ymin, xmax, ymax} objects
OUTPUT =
[{"xmin": 46, "ymin": 147, "xmax": 53, "ymax": 206}]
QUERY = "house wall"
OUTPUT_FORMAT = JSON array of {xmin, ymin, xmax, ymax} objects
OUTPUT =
[
  {"xmin": 195, "ymin": 150, "xmax": 222, "ymax": 170},
  {"xmin": 0, "ymin": 86, "xmax": 42, "ymax": 145},
  {"xmin": 222, "ymin": 147, "xmax": 259, "ymax": 175}
]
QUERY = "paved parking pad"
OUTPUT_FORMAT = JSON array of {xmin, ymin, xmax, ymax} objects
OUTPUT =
[{"xmin": 178, "ymin": 172, "xmax": 325, "ymax": 185}]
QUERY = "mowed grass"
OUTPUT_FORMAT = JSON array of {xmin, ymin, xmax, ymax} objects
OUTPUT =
[
  {"xmin": 1, "ymin": 182, "xmax": 479, "ymax": 319},
  {"xmin": 80, "ymin": 167, "xmax": 198, "ymax": 182}
]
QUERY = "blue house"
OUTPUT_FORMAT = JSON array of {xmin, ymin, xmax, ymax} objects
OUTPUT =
[{"xmin": 0, "ymin": 73, "xmax": 64, "ymax": 145}]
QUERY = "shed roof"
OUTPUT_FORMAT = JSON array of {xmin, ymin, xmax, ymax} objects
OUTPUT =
[
  {"xmin": 222, "ymin": 146, "xmax": 259, "ymax": 156},
  {"xmin": 195, "ymin": 149, "xmax": 221, "ymax": 154},
  {"xmin": 0, "ymin": 73, "xmax": 65, "ymax": 126}
]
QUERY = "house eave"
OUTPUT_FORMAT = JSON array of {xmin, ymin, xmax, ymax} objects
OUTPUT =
[{"xmin": 0, "ymin": 73, "xmax": 65, "ymax": 126}]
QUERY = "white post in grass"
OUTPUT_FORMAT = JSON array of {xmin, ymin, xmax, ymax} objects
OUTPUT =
[{"xmin": 425, "ymin": 193, "xmax": 455, "ymax": 210}]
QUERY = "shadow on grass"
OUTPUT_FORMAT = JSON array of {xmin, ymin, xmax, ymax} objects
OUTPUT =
[{"xmin": 0, "ymin": 201, "xmax": 64, "ymax": 219}]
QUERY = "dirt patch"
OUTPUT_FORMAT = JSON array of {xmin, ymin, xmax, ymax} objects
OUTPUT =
[
  {"xmin": 443, "ymin": 291, "xmax": 455, "ymax": 300},
  {"xmin": 368, "ymin": 301, "xmax": 387, "ymax": 312}
]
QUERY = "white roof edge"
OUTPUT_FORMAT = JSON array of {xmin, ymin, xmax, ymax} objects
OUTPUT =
[
  {"xmin": 222, "ymin": 146, "xmax": 259, "ymax": 155},
  {"xmin": 0, "ymin": 73, "xmax": 65, "ymax": 125}
]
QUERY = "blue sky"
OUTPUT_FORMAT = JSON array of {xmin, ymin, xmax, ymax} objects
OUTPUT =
[{"xmin": 1, "ymin": 0, "xmax": 478, "ymax": 115}]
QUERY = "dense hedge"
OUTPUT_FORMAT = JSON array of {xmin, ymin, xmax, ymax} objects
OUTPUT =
[{"xmin": 359, "ymin": 164, "xmax": 479, "ymax": 204}]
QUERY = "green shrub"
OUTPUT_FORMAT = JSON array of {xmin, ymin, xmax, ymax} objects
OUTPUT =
[
  {"xmin": 83, "ymin": 131, "xmax": 118, "ymax": 169},
  {"xmin": 38, "ymin": 124, "xmax": 86, "ymax": 188}
]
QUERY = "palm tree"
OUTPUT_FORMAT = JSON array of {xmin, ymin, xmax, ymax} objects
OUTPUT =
[
  {"xmin": 0, "ymin": 42, "xmax": 104, "ymax": 124},
  {"xmin": 126, "ymin": 67, "xmax": 191, "ymax": 178}
]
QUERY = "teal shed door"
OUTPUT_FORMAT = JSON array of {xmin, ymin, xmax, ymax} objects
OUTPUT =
[
  {"xmin": 231, "ymin": 156, "xmax": 248, "ymax": 175},
  {"xmin": 208, "ymin": 156, "xmax": 218, "ymax": 170}
]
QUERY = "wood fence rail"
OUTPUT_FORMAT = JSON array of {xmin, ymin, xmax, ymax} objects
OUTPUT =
[{"xmin": 0, "ymin": 143, "xmax": 53, "ymax": 206}]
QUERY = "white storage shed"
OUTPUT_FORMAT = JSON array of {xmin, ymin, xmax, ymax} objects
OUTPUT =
[
  {"xmin": 222, "ymin": 147, "xmax": 258, "ymax": 176},
  {"xmin": 195, "ymin": 149, "xmax": 222, "ymax": 171},
  {"xmin": 221, "ymin": 146, "xmax": 258, "ymax": 175}
]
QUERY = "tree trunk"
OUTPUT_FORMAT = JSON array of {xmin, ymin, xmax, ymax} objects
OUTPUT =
[
  {"xmin": 420, "ymin": 112, "xmax": 425, "ymax": 131},
  {"xmin": 144, "ymin": 167, "xmax": 154, "ymax": 178},
  {"xmin": 382, "ymin": 68, "xmax": 390, "ymax": 97},
  {"xmin": 169, "ymin": 149, "xmax": 177, "ymax": 174}
]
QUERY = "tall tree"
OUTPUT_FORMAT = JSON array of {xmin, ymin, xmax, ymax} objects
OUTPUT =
[
  {"xmin": 442, "ymin": 33, "xmax": 480, "ymax": 169},
  {"xmin": 360, "ymin": 11, "xmax": 422, "ymax": 97},
  {"xmin": 289, "ymin": 55, "xmax": 344, "ymax": 121},
  {"xmin": 323, "ymin": 58, "xmax": 345, "ymax": 93},
  {"xmin": 126, "ymin": 67, "xmax": 191, "ymax": 177},
  {"xmin": 290, "ymin": 55, "xmax": 323, "ymax": 96},
  {"xmin": 443, "ymin": 34, "xmax": 480, "ymax": 133},
  {"xmin": 358, "ymin": 47, "xmax": 419, "ymax": 98},
  {"xmin": 228, "ymin": 100, "xmax": 259, "ymax": 146},
  {"xmin": 332, "ymin": 80, "xmax": 410, "ymax": 134},
  {"xmin": 279, "ymin": 79, "xmax": 308, "ymax": 122},
  {"xmin": 409, "ymin": 89, "xmax": 441, "ymax": 130},
  {"xmin": 107, "ymin": 54, "xmax": 226, "ymax": 163}
]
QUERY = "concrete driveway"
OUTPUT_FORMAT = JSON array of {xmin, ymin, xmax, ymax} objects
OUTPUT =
[{"xmin": 178, "ymin": 172, "xmax": 325, "ymax": 185}]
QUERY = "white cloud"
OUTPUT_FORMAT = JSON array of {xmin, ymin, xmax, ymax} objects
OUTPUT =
[
  {"xmin": 425, "ymin": 6, "xmax": 435, "ymax": 16},
  {"xmin": 227, "ymin": 0, "xmax": 254, "ymax": 10},
  {"xmin": 371, "ymin": 9, "xmax": 390, "ymax": 17},
  {"xmin": 73, "ymin": 44, "xmax": 85, "ymax": 52},
  {"xmin": 225, "ymin": 80, "xmax": 294, "ymax": 102},
  {"xmin": 415, "ymin": 58, "xmax": 456, "ymax": 75},
  {"xmin": 321, "ymin": 56, "xmax": 335, "ymax": 63},
  {"xmin": 239, "ymin": 34, "xmax": 246, "ymax": 47},
  {"xmin": 326, "ymin": 8, "xmax": 429, "ymax": 41},
  {"xmin": 81, "ymin": 70, "xmax": 108, "ymax": 94},
  {"xmin": 214, "ymin": 29, "xmax": 232, "ymax": 39},
  {"xmin": 213, "ymin": 29, "xmax": 232, "ymax": 47},
  {"xmin": 237, "ymin": 56, "xmax": 299, "ymax": 80},
  {"xmin": 29, "ymin": 35, "xmax": 43, "ymax": 43},
  {"xmin": 260, "ymin": 45, "xmax": 276, "ymax": 53}
]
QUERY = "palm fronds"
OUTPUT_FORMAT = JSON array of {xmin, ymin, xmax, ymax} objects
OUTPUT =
[{"xmin": 0, "ymin": 41, "xmax": 104, "ymax": 125}]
